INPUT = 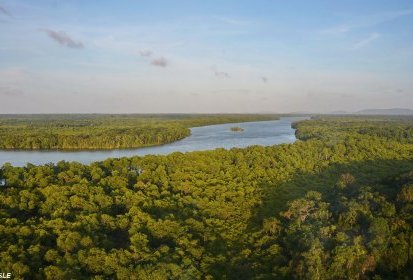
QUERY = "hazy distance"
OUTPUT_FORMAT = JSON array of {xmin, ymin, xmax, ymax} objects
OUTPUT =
[{"xmin": 0, "ymin": 0, "xmax": 412, "ymax": 114}]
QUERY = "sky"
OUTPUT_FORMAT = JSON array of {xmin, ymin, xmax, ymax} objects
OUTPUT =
[{"xmin": 0, "ymin": 0, "xmax": 412, "ymax": 114}]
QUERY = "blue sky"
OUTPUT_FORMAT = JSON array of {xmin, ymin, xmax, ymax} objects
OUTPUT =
[{"xmin": 0, "ymin": 0, "xmax": 412, "ymax": 113}]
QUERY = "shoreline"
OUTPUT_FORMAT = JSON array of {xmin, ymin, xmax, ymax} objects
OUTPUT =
[
  {"xmin": 0, "ymin": 117, "xmax": 304, "ymax": 167},
  {"xmin": 0, "ymin": 117, "xmax": 282, "ymax": 152}
]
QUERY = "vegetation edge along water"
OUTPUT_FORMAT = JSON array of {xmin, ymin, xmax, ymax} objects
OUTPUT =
[
  {"xmin": 1, "ymin": 116, "xmax": 413, "ymax": 279},
  {"xmin": 0, "ymin": 114, "xmax": 280, "ymax": 151}
]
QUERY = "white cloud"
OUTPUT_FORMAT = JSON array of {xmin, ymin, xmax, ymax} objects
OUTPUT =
[{"xmin": 350, "ymin": 32, "xmax": 381, "ymax": 50}]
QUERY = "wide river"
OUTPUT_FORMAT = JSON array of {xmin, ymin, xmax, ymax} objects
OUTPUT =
[{"xmin": 0, "ymin": 117, "xmax": 307, "ymax": 167}]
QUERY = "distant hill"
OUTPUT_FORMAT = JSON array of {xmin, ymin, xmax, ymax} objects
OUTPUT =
[
  {"xmin": 329, "ymin": 110, "xmax": 348, "ymax": 115},
  {"xmin": 355, "ymin": 108, "xmax": 413, "ymax": 115}
]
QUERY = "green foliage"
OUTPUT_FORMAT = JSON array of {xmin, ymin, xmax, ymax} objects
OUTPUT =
[
  {"xmin": 293, "ymin": 115, "xmax": 413, "ymax": 144},
  {"xmin": 0, "ymin": 114, "xmax": 279, "ymax": 150},
  {"xmin": 1, "ymin": 116, "xmax": 413, "ymax": 279}
]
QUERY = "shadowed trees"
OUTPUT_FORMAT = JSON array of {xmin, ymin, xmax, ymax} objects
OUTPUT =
[{"xmin": 0, "ymin": 116, "xmax": 413, "ymax": 279}]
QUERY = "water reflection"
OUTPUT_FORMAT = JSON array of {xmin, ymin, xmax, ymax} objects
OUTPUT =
[{"xmin": 0, "ymin": 117, "xmax": 307, "ymax": 166}]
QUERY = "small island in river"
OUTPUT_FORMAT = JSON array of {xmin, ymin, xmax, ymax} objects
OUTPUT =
[{"xmin": 230, "ymin": 126, "xmax": 244, "ymax": 132}]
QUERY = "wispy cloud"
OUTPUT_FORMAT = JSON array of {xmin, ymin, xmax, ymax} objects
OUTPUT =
[
  {"xmin": 139, "ymin": 50, "xmax": 152, "ymax": 57},
  {"xmin": 323, "ymin": 8, "xmax": 413, "ymax": 35},
  {"xmin": 0, "ymin": 6, "xmax": 12, "ymax": 17},
  {"xmin": 214, "ymin": 16, "xmax": 252, "ymax": 27},
  {"xmin": 151, "ymin": 57, "xmax": 168, "ymax": 67},
  {"xmin": 212, "ymin": 66, "xmax": 230, "ymax": 78},
  {"xmin": 214, "ymin": 71, "xmax": 230, "ymax": 78},
  {"xmin": 41, "ymin": 29, "xmax": 84, "ymax": 49},
  {"xmin": 350, "ymin": 32, "xmax": 381, "ymax": 50},
  {"xmin": 139, "ymin": 50, "xmax": 168, "ymax": 67},
  {"xmin": 376, "ymin": 8, "xmax": 413, "ymax": 23},
  {"xmin": 0, "ymin": 86, "xmax": 24, "ymax": 96},
  {"xmin": 321, "ymin": 24, "xmax": 350, "ymax": 35}
]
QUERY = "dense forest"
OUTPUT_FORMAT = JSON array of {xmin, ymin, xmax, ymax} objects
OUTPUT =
[
  {"xmin": 293, "ymin": 115, "xmax": 413, "ymax": 143},
  {"xmin": 0, "ymin": 114, "xmax": 279, "ymax": 150},
  {"xmin": 1, "ymin": 116, "xmax": 413, "ymax": 279}
]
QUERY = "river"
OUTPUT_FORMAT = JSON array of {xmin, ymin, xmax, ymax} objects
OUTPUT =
[{"xmin": 0, "ymin": 117, "xmax": 306, "ymax": 166}]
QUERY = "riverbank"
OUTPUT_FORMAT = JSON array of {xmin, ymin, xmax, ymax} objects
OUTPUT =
[
  {"xmin": 0, "ymin": 117, "xmax": 305, "ymax": 166},
  {"xmin": 0, "ymin": 114, "xmax": 280, "ymax": 151}
]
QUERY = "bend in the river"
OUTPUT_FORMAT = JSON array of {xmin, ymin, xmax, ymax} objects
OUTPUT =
[{"xmin": 0, "ymin": 117, "xmax": 308, "ymax": 166}]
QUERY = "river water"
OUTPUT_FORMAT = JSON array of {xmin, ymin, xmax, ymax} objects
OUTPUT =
[{"xmin": 0, "ymin": 117, "xmax": 306, "ymax": 166}]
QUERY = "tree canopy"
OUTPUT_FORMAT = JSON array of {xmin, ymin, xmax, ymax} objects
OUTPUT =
[
  {"xmin": 1, "ymin": 116, "xmax": 413, "ymax": 279},
  {"xmin": 0, "ymin": 114, "xmax": 279, "ymax": 150}
]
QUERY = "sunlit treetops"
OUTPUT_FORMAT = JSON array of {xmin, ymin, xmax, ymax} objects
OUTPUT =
[{"xmin": 0, "ymin": 116, "xmax": 413, "ymax": 279}]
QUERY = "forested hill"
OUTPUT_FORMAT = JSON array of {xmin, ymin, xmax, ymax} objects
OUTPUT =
[
  {"xmin": 1, "ymin": 116, "xmax": 413, "ymax": 279},
  {"xmin": 0, "ymin": 114, "xmax": 279, "ymax": 150}
]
